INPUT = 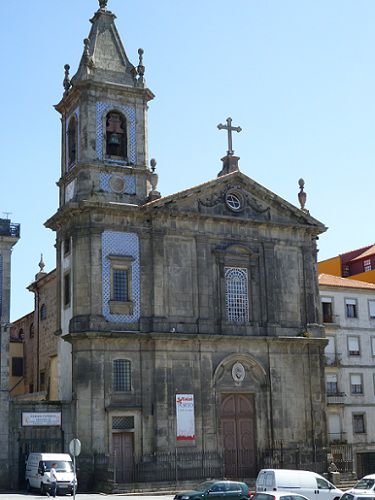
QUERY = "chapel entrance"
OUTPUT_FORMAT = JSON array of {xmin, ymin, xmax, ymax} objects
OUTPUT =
[
  {"xmin": 221, "ymin": 393, "xmax": 256, "ymax": 478},
  {"xmin": 113, "ymin": 432, "xmax": 134, "ymax": 483}
]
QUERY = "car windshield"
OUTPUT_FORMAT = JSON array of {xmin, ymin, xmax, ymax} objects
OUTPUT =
[
  {"xmin": 355, "ymin": 480, "xmax": 375, "ymax": 490},
  {"xmin": 199, "ymin": 481, "xmax": 216, "ymax": 491},
  {"xmin": 43, "ymin": 461, "xmax": 73, "ymax": 473}
]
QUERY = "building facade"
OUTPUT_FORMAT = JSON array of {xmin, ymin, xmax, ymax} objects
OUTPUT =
[
  {"xmin": 320, "ymin": 273, "xmax": 375, "ymax": 477},
  {"xmin": 0, "ymin": 217, "xmax": 20, "ymax": 488},
  {"xmin": 319, "ymin": 245, "xmax": 375, "ymax": 285},
  {"xmin": 38, "ymin": 0, "xmax": 330, "ymax": 488}
]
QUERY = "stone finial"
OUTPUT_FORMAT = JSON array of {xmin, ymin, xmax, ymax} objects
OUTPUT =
[
  {"xmin": 39, "ymin": 254, "xmax": 45, "ymax": 273},
  {"xmin": 63, "ymin": 64, "xmax": 71, "ymax": 94},
  {"xmin": 298, "ymin": 178, "xmax": 308, "ymax": 213},
  {"xmin": 148, "ymin": 158, "xmax": 161, "ymax": 201},
  {"xmin": 137, "ymin": 48, "xmax": 145, "ymax": 86},
  {"xmin": 99, "ymin": 0, "xmax": 108, "ymax": 10}
]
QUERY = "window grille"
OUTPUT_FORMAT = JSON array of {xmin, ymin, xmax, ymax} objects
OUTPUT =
[
  {"xmin": 353, "ymin": 414, "xmax": 365, "ymax": 434},
  {"xmin": 113, "ymin": 359, "xmax": 131, "ymax": 392},
  {"xmin": 112, "ymin": 416, "xmax": 134, "ymax": 430},
  {"xmin": 225, "ymin": 267, "xmax": 249, "ymax": 323},
  {"xmin": 113, "ymin": 269, "xmax": 128, "ymax": 302}
]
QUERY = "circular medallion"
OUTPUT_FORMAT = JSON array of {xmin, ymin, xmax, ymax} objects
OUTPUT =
[
  {"xmin": 232, "ymin": 362, "xmax": 246, "ymax": 382},
  {"xmin": 109, "ymin": 175, "xmax": 125, "ymax": 193},
  {"xmin": 225, "ymin": 191, "xmax": 243, "ymax": 212}
]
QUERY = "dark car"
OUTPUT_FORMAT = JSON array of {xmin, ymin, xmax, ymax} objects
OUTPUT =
[{"xmin": 174, "ymin": 480, "xmax": 250, "ymax": 500}]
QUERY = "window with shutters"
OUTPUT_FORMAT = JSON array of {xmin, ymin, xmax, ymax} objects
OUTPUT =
[
  {"xmin": 321, "ymin": 296, "xmax": 333, "ymax": 323},
  {"xmin": 353, "ymin": 413, "xmax": 366, "ymax": 434},
  {"xmin": 369, "ymin": 300, "xmax": 375, "ymax": 319},
  {"xmin": 326, "ymin": 374, "xmax": 338, "ymax": 395},
  {"xmin": 345, "ymin": 298, "xmax": 358, "ymax": 318},
  {"xmin": 348, "ymin": 336, "xmax": 360, "ymax": 356},
  {"xmin": 350, "ymin": 373, "xmax": 363, "ymax": 395}
]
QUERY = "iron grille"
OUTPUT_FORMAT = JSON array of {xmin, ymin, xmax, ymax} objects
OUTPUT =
[{"xmin": 112, "ymin": 416, "xmax": 134, "ymax": 430}]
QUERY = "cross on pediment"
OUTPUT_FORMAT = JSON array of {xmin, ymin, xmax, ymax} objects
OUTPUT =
[{"xmin": 217, "ymin": 117, "xmax": 242, "ymax": 156}]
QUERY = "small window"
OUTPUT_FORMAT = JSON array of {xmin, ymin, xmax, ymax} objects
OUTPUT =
[
  {"xmin": 321, "ymin": 297, "xmax": 333, "ymax": 323},
  {"xmin": 316, "ymin": 478, "xmax": 330, "ymax": 489},
  {"xmin": 113, "ymin": 359, "xmax": 131, "ymax": 392},
  {"xmin": 345, "ymin": 298, "xmax": 358, "ymax": 318},
  {"xmin": 40, "ymin": 371, "xmax": 46, "ymax": 391},
  {"xmin": 29, "ymin": 323, "xmax": 34, "ymax": 338},
  {"xmin": 369, "ymin": 300, "xmax": 375, "ymax": 319},
  {"xmin": 108, "ymin": 255, "xmax": 134, "ymax": 315},
  {"xmin": 353, "ymin": 413, "xmax": 366, "ymax": 434},
  {"xmin": 63, "ymin": 237, "xmax": 71, "ymax": 256},
  {"xmin": 348, "ymin": 336, "xmax": 360, "ymax": 356},
  {"xmin": 105, "ymin": 112, "xmax": 127, "ymax": 160},
  {"xmin": 18, "ymin": 328, "xmax": 24, "ymax": 340},
  {"xmin": 40, "ymin": 304, "xmax": 47, "ymax": 321},
  {"xmin": 12, "ymin": 357, "xmax": 23, "ymax": 377},
  {"xmin": 350, "ymin": 374, "xmax": 363, "ymax": 395},
  {"xmin": 67, "ymin": 115, "xmax": 77, "ymax": 167},
  {"xmin": 64, "ymin": 273, "xmax": 71, "ymax": 307},
  {"xmin": 326, "ymin": 374, "xmax": 338, "ymax": 395},
  {"xmin": 363, "ymin": 259, "xmax": 372, "ymax": 272},
  {"xmin": 371, "ymin": 337, "xmax": 375, "ymax": 356}
]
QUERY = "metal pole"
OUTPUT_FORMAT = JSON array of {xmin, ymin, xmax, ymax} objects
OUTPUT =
[{"xmin": 73, "ymin": 454, "xmax": 76, "ymax": 500}]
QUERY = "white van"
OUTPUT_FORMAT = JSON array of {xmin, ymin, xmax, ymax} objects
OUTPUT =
[
  {"xmin": 256, "ymin": 469, "xmax": 343, "ymax": 500},
  {"xmin": 25, "ymin": 452, "xmax": 77, "ymax": 496}
]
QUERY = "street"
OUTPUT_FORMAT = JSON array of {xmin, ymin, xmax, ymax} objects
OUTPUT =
[{"xmin": 0, "ymin": 495, "xmax": 175, "ymax": 500}]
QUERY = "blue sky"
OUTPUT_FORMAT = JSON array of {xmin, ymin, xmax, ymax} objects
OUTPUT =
[{"xmin": 1, "ymin": 0, "xmax": 374, "ymax": 321}]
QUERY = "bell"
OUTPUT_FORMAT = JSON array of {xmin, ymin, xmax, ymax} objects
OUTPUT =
[{"xmin": 108, "ymin": 132, "xmax": 120, "ymax": 146}]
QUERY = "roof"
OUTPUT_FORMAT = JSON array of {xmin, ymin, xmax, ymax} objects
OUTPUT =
[
  {"xmin": 349, "ymin": 244, "xmax": 375, "ymax": 262},
  {"xmin": 319, "ymin": 273, "xmax": 375, "ymax": 290}
]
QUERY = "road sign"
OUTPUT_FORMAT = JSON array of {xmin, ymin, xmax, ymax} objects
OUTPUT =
[{"xmin": 69, "ymin": 438, "xmax": 81, "ymax": 457}]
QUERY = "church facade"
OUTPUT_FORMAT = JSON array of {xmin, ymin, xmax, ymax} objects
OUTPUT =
[{"xmin": 39, "ymin": 0, "xmax": 329, "ymax": 488}]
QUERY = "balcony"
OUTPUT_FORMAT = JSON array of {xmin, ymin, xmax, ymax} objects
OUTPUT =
[
  {"xmin": 328, "ymin": 431, "xmax": 347, "ymax": 444},
  {"xmin": 325, "ymin": 354, "xmax": 341, "ymax": 367},
  {"xmin": 327, "ymin": 392, "xmax": 346, "ymax": 405},
  {"xmin": 0, "ymin": 219, "xmax": 20, "ymax": 238}
]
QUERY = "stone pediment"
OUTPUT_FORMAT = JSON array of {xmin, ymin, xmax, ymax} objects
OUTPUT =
[{"xmin": 144, "ymin": 171, "xmax": 326, "ymax": 231}]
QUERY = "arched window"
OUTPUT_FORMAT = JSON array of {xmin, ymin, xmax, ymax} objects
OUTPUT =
[
  {"xmin": 224, "ymin": 267, "xmax": 249, "ymax": 323},
  {"xmin": 112, "ymin": 359, "xmax": 131, "ymax": 392},
  {"xmin": 67, "ymin": 115, "xmax": 77, "ymax": 167},
  {"xmin": 40, "ymin": 304, "xmax": 47, "ymax": 321},
  {"xmin": 29, "ymin": 323, "xmax": 34, "ymax": 338},
  {"xmin": 105, "ymin": 112, "xmax": 127, "ymax": 160}
]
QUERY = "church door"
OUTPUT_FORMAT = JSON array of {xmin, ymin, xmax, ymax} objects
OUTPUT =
[
  {"xmin": 221, "ymin": 394, "xmax": 256, "ymax": 478},
  {"xmin": 113, "ymin": 432, "xmax": 134, "ymax": 483}
]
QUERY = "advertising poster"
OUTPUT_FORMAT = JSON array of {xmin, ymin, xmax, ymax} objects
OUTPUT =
[{"xmin": 176, "ymin": 394, "xmax": 195, "ymax": 440}]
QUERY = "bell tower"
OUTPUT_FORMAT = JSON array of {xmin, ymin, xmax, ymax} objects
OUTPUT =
[
  {"xmin": 45, "ymin": 1, "xmax": 158, "ymax": 403},
  {"xmin": 54, "ymin": 0, "xmax": 155, "ymax": 208}
]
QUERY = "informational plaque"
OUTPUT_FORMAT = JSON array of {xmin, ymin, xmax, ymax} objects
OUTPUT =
[
  {"xmin": 176, "ymin": 394, "xmax": 195, "ymax": 440},
  {"xmin": 22, "ymin": 412, "xmax": 62, "ymax": 427}
]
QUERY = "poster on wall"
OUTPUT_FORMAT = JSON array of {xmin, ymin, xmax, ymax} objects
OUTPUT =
[{"xmin": 176, "ymin": 394, "xmax": 195, "ymax": 440}]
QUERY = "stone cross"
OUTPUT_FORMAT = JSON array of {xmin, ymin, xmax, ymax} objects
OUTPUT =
[{"xmin": 217, "ymin": 117, "xmax": 242, "ymax": 156}]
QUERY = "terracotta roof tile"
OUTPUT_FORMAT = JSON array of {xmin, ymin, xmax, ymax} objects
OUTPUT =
[{"xmin": 319, "ymin": 273, "xmax": 375, "ymax": 289}]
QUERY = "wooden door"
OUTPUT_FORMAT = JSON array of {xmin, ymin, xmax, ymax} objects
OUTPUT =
[
  {"xmin": 113, "ymin": 432, "xmax": 134, "ymax": 483},
  {"xmin": 221, "ymin": 394, "xmax": 256, "ymax": 478}
]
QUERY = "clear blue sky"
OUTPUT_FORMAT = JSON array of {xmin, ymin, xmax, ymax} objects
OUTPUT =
[{"xmin": 1, "ymin": 0, "xmax": 374, "ymax": 321}]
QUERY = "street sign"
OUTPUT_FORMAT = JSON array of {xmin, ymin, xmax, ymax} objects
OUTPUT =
[{"xmin": 69, "ymin": 438, "xmax": 81, "ymax": 457}]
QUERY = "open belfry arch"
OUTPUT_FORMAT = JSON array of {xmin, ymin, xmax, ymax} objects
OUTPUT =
[{"xmin": 41, "ymin": 0, "xmax": 329, "ymax": 488}]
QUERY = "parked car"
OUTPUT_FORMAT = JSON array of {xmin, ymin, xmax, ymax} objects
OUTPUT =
[
  {"xmin": 256, "ymin": 469, "xmax": 343, "ymax": 500},
  {"xmin": 174, "ymin": 480, "xmax": 251, "ymax": 500},
  {"xmin": 344, "ymin": 475, "xmax": 375, "ymax": 495},
  {"xmin": 340, "ymin": 493, "xmax": 375, "ymax": 500},
  {"xmin": 252, "ymin": 491, "xmax": 311, "ymax": 500}
]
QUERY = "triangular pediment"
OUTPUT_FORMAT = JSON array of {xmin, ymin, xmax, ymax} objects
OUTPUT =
[{"xmin": 144, "ymin": 171, "xmax": 326, "ymax": 231}]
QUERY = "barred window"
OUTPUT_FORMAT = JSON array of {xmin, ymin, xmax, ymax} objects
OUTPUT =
[
  {"xmin": 113, "ymin": 359, "xmax": 131, "ymax": 392},
  {"xmin": 113, "ymin": 269, "xmax": 128, "ymax": 302},
  {"xmin": 353, "ymin": 413, "xmax": 366, "ymax": 434},
  {"xmin": 112, "ymin": 416, "xmax": 134, "ymax": 430},
  {"xmin": 225, "ymin": 267, "xmax": 249, "ymax": 323}
]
